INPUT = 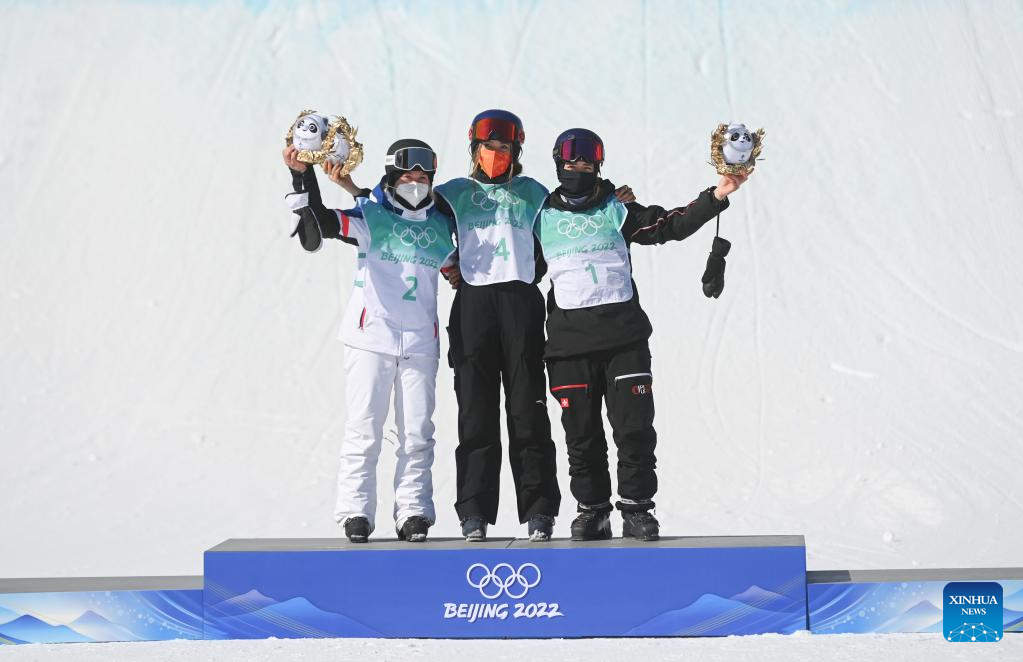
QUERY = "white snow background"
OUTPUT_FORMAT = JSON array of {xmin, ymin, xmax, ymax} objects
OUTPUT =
[{"xmin": 1, "ymin": 0, "xmax": 1022, "ymax": 658}]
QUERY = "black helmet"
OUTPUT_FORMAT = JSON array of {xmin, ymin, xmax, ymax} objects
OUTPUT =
[
  {"xmin": 384, "ymin": 138, "xmax": 437, "ymax": 188},
  {"xmin": 552, "ymin": 128, "xmax": 604, "ymax": 171}
]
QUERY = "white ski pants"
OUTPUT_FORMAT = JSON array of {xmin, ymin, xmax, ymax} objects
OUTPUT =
[{"xmin": 335, "ymin": 346, "xmax": 438, "ymax": 533}]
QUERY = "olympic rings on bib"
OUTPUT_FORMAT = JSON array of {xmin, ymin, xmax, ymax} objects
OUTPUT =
[
  {"xmin": 471, "ymin": 188, "xmax": 519, "ymax": 212},
  {"xmin": 392, "ymin": 222, "xmax": 439, "ymax": 248},
  {"xmin": 471, "ymin": 190, "xmax": 498, "ymax": 211},
  {"xmin": 556, "ymin": 214, "xmax": 605, "ymax": 239},
  {"xmin": 465, "ymin": 562, "xmax": 541, "ymax": 600}
]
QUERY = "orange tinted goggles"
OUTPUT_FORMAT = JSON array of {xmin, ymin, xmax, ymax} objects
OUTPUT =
[{"xmin": 470, "ymin": 117, "xmax": 524, "ymax": 143}]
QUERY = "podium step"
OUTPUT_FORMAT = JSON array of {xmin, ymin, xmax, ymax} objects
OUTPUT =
[
  {"xmin": 203, "ymin": 535, "xmax": 807, "ymax": 639},
  {"xmin": 808, "ymin": 568, "xmax": 1023, "ymax": 634},
  {"xmin": 0, "ymin": 576, "xmax": 203, "ymax": 644}
]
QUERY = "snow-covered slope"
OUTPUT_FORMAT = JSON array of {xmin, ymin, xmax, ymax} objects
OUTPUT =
[
  {"xmin": 3, "ymin": 632, "xmax": 1023, "ymax": 662},
  {"xmin": 1, "ymin": 0, "xmax": 1021, "ymax": 580}
]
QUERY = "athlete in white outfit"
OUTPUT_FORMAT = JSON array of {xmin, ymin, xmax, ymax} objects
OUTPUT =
[{"xmin": 282, "ymin": 139, "xmax": 456, "ymax": 543}]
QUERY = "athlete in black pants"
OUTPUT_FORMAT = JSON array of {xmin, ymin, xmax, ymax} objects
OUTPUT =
[
  {"xmin": 535, "ymin": 128, "xmax": 750, "ymax": 540},
  {"xmin": 447, "ymin": 280, "xmax": 556, "ymax": 538},
  {"xmin": 434, "ymin": 110, "xmax": 561, "ymax": 542}
]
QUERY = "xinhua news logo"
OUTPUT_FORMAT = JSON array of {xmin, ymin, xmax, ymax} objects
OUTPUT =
[{"xmin": 943, "ymin": 582, "xmax": 1002, "ymax": 642}]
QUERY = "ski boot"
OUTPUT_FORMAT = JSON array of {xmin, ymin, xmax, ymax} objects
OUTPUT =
[
  {"xmin": 461, "ymin": 516, "xmax": 488, "ymax": 542},
  {"xmin": 527, "ymin": 514, "xmax": 555, "ymax": 542},
  {"xmin": 621, "ymin": 510, "xmax": 660, "ymax": 541},
  {"xmin": 344, "ymin": 516, "xmax": 370, "ymax": 543},
  {"xmin": 570, "ymin": 508, "xmax": 612, "ymax": 541},
  {"xmin": 397, "ymin": 516, "xmax": 430, "ymax": 543}
]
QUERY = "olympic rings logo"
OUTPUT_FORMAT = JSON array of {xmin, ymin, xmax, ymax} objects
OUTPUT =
[
  {"xmin": 556, "ymin": 215, "xmax": 605, "ymax": 239},
  {"xmin": 392, "ymin": 223, "xmax": 438, "ymax": 248},
  {"xmin": 471, "ymin": 188, "xmax": 519, "ymax": 211},
  {"xmin": 466, "ymin": 562, "xmax": 541, "ymax": 600}
]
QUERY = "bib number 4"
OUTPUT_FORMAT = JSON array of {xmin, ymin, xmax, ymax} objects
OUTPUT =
[{"xmin": 494, "ymin": 238, "xmax": 509, "ymax": 261}]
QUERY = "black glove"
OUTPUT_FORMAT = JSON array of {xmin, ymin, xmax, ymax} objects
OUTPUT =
[{"xmin": 702, "ymin": 236, "xmax": 731, "ymax": 298}]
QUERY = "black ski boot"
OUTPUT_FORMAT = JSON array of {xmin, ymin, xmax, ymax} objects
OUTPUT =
[
  {"xmin": 621, "ymin": 510, "xmax": 660, "ymax": 541},
  {"xmin": 570, "ymin": 508, "xmax": 612, "ymax": 541},
  {"xmin": 344, "ymin": 516, "xmax": 370, "ymax": 543},
  {"xmin": 527, "ymin": 514, "xmax": 555, "ymax": 542},
  {"xmin": 461, "ymin": 516, "xmax": 488, "ymax": 542},
  {"xmin": 397, "ymin": 516, "xmax": 430, "ymax": 543}
]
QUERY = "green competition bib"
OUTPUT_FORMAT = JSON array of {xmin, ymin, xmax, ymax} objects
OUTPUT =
[
  {"xmin": 360, "ymin": 202, "xmax": 456, "ymax": 327},
  {"xmin": 535, "ymin": 197, "xmax": 634, "ymax": 309},
  {"xmin": 436, "ymin": 176, "xmax": 548, "ymax": 285}
]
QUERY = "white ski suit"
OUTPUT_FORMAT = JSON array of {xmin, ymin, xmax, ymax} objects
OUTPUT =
[{"xmin": 288, "ymin": 179, "xmax": 456, "ymax": 534}]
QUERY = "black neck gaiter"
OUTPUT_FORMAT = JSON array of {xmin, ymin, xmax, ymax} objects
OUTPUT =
[{"xmin": 557, "ymin": 168, "xmax": 599, "ymax": 197}]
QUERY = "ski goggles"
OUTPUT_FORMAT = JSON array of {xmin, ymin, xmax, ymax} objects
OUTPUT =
[
  {"xmin": 470, "ymin": 117, "xmax": 525, "ymax": 143},
  {"xmin": 385, "ymin": 146, "xmax": 437, "ymax": 172},
  {"xmin": 556, "ymin": 136, "xmax": 604, "ymax": 163}
]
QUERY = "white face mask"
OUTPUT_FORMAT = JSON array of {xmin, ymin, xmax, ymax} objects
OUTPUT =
[{"xmin": 395, "ymin": 181, "xmax": 431, "ymax": 207}]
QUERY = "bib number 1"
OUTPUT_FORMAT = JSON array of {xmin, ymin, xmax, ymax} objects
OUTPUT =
[
  {"xmin": 585, "ymin": 262, "xmax": 598, "ymax": 284},
  {"xmin": 403, "ymin": 276, "xmax": 418, "ymax": 301}
]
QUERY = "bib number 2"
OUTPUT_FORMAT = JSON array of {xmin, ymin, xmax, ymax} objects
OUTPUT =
[{"xmin": 403, "ymin": 276, "xmax": 418, "ymax": 301}]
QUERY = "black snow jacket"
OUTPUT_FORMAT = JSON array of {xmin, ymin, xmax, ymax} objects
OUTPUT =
[{"xmin": 542, "ymin": 179, "xmax": 729, "ymax": 359}]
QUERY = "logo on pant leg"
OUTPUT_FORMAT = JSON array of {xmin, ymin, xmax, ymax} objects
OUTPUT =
[
  {"xmin": 551, "ymin": 384, "xmax": 586, "ymax": 409},
  {"xmin": 632, "ymin": 384, "xmax": 650, "ymax": 395}
]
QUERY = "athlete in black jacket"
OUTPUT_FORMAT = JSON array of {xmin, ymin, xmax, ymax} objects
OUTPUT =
[{"xmin": 534, "ymin": 128, "xmax": 749, "ymax": 540}]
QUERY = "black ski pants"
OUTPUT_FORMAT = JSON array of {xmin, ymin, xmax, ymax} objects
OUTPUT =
[
  {"xmin": 546, "ymin": 342, "xmax": 657, "ymax": 511},
  {"xmin": 448, "ymin": 281, "xmax": 561, "ymax": 524}
]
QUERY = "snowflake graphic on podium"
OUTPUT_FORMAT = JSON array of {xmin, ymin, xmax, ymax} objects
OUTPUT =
[{"xmin": 947, "ymin": 622, "xmax": 1001, "ymax": 642}]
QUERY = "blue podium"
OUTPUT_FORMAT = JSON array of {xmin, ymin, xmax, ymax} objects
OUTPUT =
[
  {"xmin": 203, "ymin": 536, "xmax": 807, "ymax": 639},
  {"xmin": 808, "ymin": 568, "xmax": 1023, "ymax": 634},
  {"xmin": 0, "ymin": 576, "xmax": 203, "ymax": 644}
]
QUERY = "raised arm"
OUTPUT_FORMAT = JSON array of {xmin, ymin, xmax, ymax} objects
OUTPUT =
[
  {"xmin": 624, "ymin": 189, "xmax": 728, "ymax": 245},
  {"xmin": 282, "ymin": 145, "xmax": 363, "ymax": 250},
  {"xmin": 323, "ymin": 159, "xmax": 373, "ymax": 199},
  {"xmin": 624, "ymin": 172, "xmax": 749, "ymax": 245}
]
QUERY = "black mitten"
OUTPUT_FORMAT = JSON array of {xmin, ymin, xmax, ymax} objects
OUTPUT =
[
  {"xmin": 284, "ymin": 191, "xmax": 323, "ymax": 253},
  {"xmin": 292, "ymin": 207, "xmax": 324, "ymax": 253},
  {"xmin": 702, "ymin": 236, "xmax": 731, "ymax": 298}
]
